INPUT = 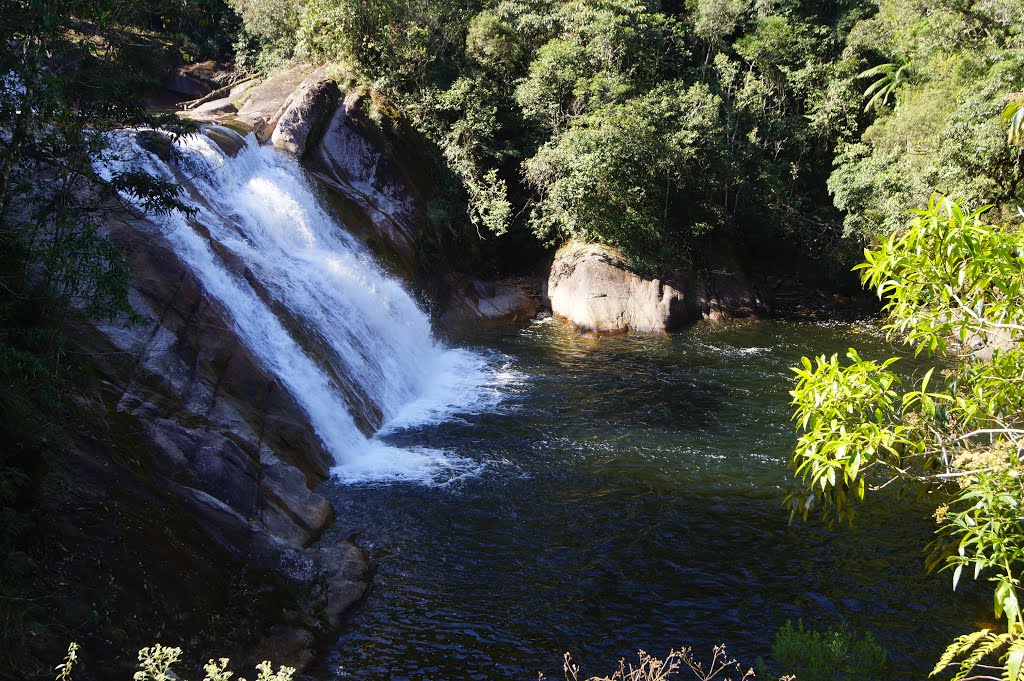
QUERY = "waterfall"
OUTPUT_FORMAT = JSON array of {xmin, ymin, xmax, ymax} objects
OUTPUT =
[{"xmin": 102, "ymin": 127, "xmax": 499, "ymax": 484}]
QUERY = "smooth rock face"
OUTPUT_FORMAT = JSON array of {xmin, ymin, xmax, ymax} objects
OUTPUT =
[
  {"xmin": 179, "ymin": 61, "xmax": 238, "ymax": 89},
  {"xmin": 547, "ymin": 243, "xmax": 689, "ymax": 334},
  {"xmin": 165, "ymin": 72, "xmax": 209, "ymax": 99},
  {"xmin": 307, "ymin": 89, "xmax": 422, "ymax": 269},
  {"xmin": 68, "ymin": 207, "xmax": 372, "ymax": 670},
  {"xmin": 968, "ymin": 326, "xmax": 1017, "ymax": 361},
  {"xmin": 83, "ymin": 224, "xmax": 337, "ymax": 547},
  {"xmin": 189, "ymin": 97, "xmax": 237, "ymax": 116},
  {"xmin": 439, "ymin": 275, "xmax": 542, "ymax": 330},
  {"xmin": 271, "ymin": 78, "xmax": 341, "ymax": 157},
  {"xmin": 202, "ymin": 125, "xmax": 248, "ymax": 157}
]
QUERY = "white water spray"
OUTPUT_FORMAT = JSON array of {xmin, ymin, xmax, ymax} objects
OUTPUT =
[{"xmin": 103, "ymin": 128, "xmax": 501, "ymax": 484}]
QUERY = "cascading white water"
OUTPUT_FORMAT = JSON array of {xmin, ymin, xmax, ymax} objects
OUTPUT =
[{"xmin": 102, "ymin": 127, "xmax": 502, "ymax": 484}]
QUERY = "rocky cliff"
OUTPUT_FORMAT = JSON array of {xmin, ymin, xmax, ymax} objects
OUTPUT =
[{"xmin": 38, "ymin": 186, "xmax": 372, "ymax": 679}]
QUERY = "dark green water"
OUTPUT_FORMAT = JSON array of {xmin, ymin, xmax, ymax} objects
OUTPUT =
[{"xmin": 316, "ymin": 319, "xmax": 985, "ymax": 680}]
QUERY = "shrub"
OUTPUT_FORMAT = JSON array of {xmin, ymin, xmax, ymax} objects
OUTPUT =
[
  {"xmin": 54, "ymin": 643, "xmax": 295, "ymax": 681},
  {"xmin": 761, "ymin": 621, "xmax": 888, "ymax": 681},
  {"xmin": 551, "ymin": 645, "xmax": 793, "ymax": 681}
]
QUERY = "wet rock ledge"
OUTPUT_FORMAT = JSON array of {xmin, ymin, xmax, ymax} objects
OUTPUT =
[{"xmin": 50, "ymin": 208, "xmax": 371, "ymax": 677}]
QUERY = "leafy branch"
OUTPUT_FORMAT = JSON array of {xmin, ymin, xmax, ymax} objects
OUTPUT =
[{"xmin": 789, "ymin": 195, "xmax": 1024, "ymax": 680}]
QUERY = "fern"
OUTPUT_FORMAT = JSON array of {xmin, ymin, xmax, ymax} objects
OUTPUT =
[
  {"xmin": 933, "ymin": 629, "xmax": 1024, "ymax": 681},
  {"xmin": 933, "ymin": 630, "xmax": 991, "ymax": 676},
  {"xmin": 1004, "ymin": 637, "xmax": 1024, "ymax": 681},
  {"xmin": 955, "ymin": 633, "xmax": 1007, "ymax": 681}
]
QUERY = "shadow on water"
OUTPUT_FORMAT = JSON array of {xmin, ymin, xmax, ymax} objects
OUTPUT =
[{"xmin": 315, "ymin": 319, "xmax": 989, "ymax": 681}]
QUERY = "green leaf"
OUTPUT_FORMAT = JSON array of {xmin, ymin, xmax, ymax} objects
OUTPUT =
[
  {"xmin": 921, "ymin": 367, "xmax": 935, "ymax": 392},
  {"xmin": 1004, "ymin": 642, "xmax": 1024, "ymax": 681}
]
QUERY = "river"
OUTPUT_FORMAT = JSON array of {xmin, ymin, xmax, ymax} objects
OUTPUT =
[{"xmin": 314, "ymin": 318, "xmax": 986, "ymax": 681}]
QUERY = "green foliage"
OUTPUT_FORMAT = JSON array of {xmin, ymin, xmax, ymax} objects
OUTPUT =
[
  {"xmin": 234, "ymin": 2, "xmax": 299, "ymax": 73},
  {"xmin": 465, "ymin": 9, "xmax": 525, "ymax": 77},
  {"xmin": 788, "ymin": 349, "xmax": 910, "ymax": 524},
  {"xmin": 1005, "ymin": 99, "xmax": 1024, "ymax": 147},
  {"xmin": 930, "ymin": 629, "xmax": 1024, "ymax": 681},
  {"xmin": 789, "ymin": 196, "xmax": 1024, "ymax": 681},
  {"xmin": 689, "ymin": 0, "xmax": 747, "ymax": 48},
  {"xmin": 859, "ymin": 195, "xmax": 1024, "ymax": 356},
  {"xmin": 524, "ymin": 81, "xmax": 723, "ymax": 269},
  {"xmin": 763, "ymin": 621, "xmax": 888, "ymax": 681},
  {"xmin": 233, "ymin": 0, "xmax": 869, "ymax": 278},
  {"xmin": 555, "ymin": 645, "xmax": 792, "ymax": 681},
  {"xmin": 55, "ymin": 643, "xmax": 78, "ymax": 681},
  {"xmin": 829, "ymin": 0, "xmax": 1024, "ymax": 240},
  {"xmin": 857, "ymin": 56, "xmax": 910, "ymax": 112},
  {"xmin": 153, "ymin": 0, "xmax": 242, "ymax": 62},
  {"xmin": 229, "ymin": 0, "xmax": 1023, "ymax": 276}
]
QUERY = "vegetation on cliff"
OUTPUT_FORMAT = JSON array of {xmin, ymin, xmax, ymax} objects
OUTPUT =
[
  {"xmin": 0, "ymin": 0, "xmax": 223, "ymax": 673},
  {"xmin": 827, "ymin": 1, "xmax": 1023, "ymax": 240}
]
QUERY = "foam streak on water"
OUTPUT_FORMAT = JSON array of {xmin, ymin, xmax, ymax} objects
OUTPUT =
[{"xmin": 102, "ymin": 128, "xmax": 498, "ymax": 484}]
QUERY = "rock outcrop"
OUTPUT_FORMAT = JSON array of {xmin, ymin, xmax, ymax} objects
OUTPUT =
[
  {"xmin": 306, "ymin": 89, "xmax": 423, "ymax": 271},
  {"xmin": 547, "ymin": 243, "xmax": 690, "ymax": 334},
  {"xmin": 547, "ymin": 242, "xmax": 768, "ymax": 334},
  {"xmin": 693, "ymin": 269, "xmax": 764, "ymax": 322},
  {"xmin": 189, "ymin": 97, "xmax": 238, "ymax": 116},
  {"xmin": 438, "ymin": 275, "xmax": 542, "ymax": 331},
  {"xmin": 58, "ymin": 186, "xmax": 371, "ymax": 674},
  {"xmin": 236, "ymin": 64, "xmax": 318, "ymax": 143},
  {"xmin": 165, "ymin": 72, "xmax": 209, "ymax": 100},
  {"xmin": 271, "ymin": 78, "xmax": 341, "ymax": 157}
]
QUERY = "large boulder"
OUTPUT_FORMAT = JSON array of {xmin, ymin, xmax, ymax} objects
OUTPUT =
[
  {"xmin": 165, "ymin": 72, "xmax": 209, "ymax": 99},
  {"xmin": 271, "ymin": 78, "xmax": 341, "ymax": 157},
  {"xmin": 236, "ymin": 64, "xmax": 318, "ymax": 142},
  {"xmin": 179, "ymin": 61, "xmax": 242, "ymax": 90},
  {"xmin": 188, "ymin": 97, "xmax": 237, "ymax": 117},
  {"xmin": 547, "ymin": 243, "xmax": 690, "ymax": 334}
]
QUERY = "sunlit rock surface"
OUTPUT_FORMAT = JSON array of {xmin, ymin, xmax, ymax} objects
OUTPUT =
[{"xmin": 547, "ymin": 242, "xmax": 690, "ymax": 334}]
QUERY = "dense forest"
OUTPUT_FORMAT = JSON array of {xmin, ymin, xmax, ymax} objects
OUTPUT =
[
  {"xmin": 2, "ymin": 0, "xmax": 1024, "ymax": 679},
  {"xmin": 230, "ymin": 0, "xmax": 1024, "ymax": 277}
]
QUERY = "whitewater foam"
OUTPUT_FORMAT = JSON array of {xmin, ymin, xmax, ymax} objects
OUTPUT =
[{"xmin": 101, "ymin": 128, "xmax": 502, "ymax": 485}]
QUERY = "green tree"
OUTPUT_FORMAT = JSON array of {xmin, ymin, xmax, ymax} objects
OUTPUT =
[
  {"xmin": 1, "ymin": 0, "xmax": 194, "ymax": 666},
  {"xmin": 524, "ymin": 82, "xmax": 723, "ymax": 269},
  {"xmin": 789, "ymin": 195, "xmax": 1024, "ymax": 681},
  {"xmin": 828, "ymin": 0, "xmax": 1024, "ymax": 241}
]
